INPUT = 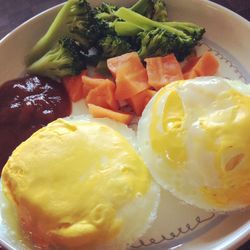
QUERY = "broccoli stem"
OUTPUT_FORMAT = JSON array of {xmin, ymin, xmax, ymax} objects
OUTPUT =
[
  {"xmin": 27, "ymin": 51, "xmax": 57, "ymax": 77},
  {"xmin": 114, "ymin": 21, "xmax": 142, "ymax": 36},
  {"xmin": 27, "ymin": 2, "xmax": 73, "ymax": 64},
  {"xmin": 115, "ymin": 7, "xmax": 188, "ymax": 38},
  {"xmin": 115, "ymin": 7, "xmax": 154, "ymax": 30},
  {"xmin": 130, "ymin": 0, "xmax": 152, "ymax": 15}
]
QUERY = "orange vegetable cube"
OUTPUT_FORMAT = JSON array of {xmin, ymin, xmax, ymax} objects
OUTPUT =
[
  {"xmin": 88, "ymin": 104, "xmax": 133, "ymax": 125},
  {"xmin": 107, "ymin": 52, "xmax": 140, "ymax": 78},
  {"xmin": 86, "ymin": 80, "xmax": 118, "ymax": 111},
  {"xmin": 145, "ymin": 54, "xmax": 183, "ymax": 90},
  {"xmin": 194, "ymin": 51, "xmax": 219, "ymax": 76},
  {"xmin": 182, "ymin": 55, "xmax": 201, "ymax": 74},
  {"xmin": 63, "ymin": 70, "xmax": 87, "ymax": 102},
  {"xmin": 82, "ymin": 75, "xmax": 109, "ymax": 98},
  {"xmin": 128, "ymin": 89, "xmax": 156, "ymax": 116},
  {"xmin": 183, "ymin": 51, "xmax": 219, "ymax": 79}
]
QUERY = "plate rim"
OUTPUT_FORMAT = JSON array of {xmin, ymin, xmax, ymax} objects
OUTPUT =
[{"xmin": 0, "ymin": 0, "xmax": 249, "ymax": 250}]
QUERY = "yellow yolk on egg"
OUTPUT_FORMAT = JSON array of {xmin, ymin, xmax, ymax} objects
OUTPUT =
[
  {"xmin": 150, "ymin": 88, "xmax": 187, "ymax": 167},
  {"xmin": 138, "ymin": 77, "xmax": 250, "ymax": 211},
  {"xmin": 200, "ymin": 89, "xmax": 250, "ymax": 207},
  {"xmin": 2, "ymin": 119, "xmax": 151, "ymax": 248}
]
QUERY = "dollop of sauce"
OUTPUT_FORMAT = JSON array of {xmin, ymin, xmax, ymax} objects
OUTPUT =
[{"xmin": 0, "ymin": 76, "xmax": 71, "ymax": 172}]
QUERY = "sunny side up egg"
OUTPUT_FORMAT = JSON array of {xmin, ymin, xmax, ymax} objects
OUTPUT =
[
  {"xmin": 138, "ymin": 77, "xmax": 250, "ymax": 211},
  {"xmin": 0, "ymin": 116, "xmax": 160, "ymax": 250}
]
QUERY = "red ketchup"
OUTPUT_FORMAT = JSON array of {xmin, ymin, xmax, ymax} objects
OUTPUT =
[{"xmin": 0, "ymin": 75, "xmax": 72, "ymax": 173}]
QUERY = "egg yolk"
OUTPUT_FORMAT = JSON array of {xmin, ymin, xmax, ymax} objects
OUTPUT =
[
  {"xmin": 199, "ymin": 89, "xmax": 250, "ymax": 207},
  {"xmin": 2, "ymin": 119, "xmax": 151, "ymax": 248},
  {"xmin": 150, "ymin": 87, "xmax": 187, "ymax": 167}
]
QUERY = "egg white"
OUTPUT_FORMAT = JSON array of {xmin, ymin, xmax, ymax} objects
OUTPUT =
[
  {"xmin": 138, "ymin": 77, "xmax": 250, "ymax": 211},
  {"xmin": 0, "ymin": 115, "xmax": 160, "ymax": 250}
]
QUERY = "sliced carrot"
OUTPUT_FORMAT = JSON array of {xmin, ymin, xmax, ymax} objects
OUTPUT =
[
  {"xmin": 183, "ymin": 70, "xmax": 198, "ymax": 80},
  {"xmin": 115, "ymin": 66, "xmax": 149, "ymax": 101},
  {"xmin": 88, "ymin": 104, "xmax": 133, "ymax": 125},
  {"xmin": 194, "ymin": 51, "xmax": 219, "ymax": 76},
  {"xmin": 113, "ymin": 54, "xmax": 148, "ymax": 101},
  {"xmin": 183, "ymin": 51, "xmax": 219, "ymax": 79},
  {"xmin": 107, "ymin": 52, "xmax": 142, "ymax": 78},
  {"xmin": 145, "ymin": 54, "xmax": 183, "ymax": 90},
  {"xmin": 182, "ymin": 55, "xmax": 201, "ymax": 74},
  {"xmin": 63, "ymin": 70, "xmax": 87, "ymax": 102},
  {"xmin": 128, "ymin": 89, "xmax": 156, "ymax": 116},
  {"xmin": 82, "ymin": 75, "xmax": 112, "ymax": 98},
  {"xmin": 86, "ymin": 80, "xmax": 118, "ymax": 111}
]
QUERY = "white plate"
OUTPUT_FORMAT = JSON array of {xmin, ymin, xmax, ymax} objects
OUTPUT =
[{"xmin": 0, "ymin": 1, "xmax": 250, "ymax": 250}]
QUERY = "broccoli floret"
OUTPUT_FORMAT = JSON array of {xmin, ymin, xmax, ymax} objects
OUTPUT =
[
  {"xmin": 94, "ymin": 2, "xmax": 119, "ymax": 24},
  {"xmin": 27, "ymin": 0, "xmax": 100, "ymax": 64},
  {"xmin": 131, "ymin": 0, "xmax": 168, "ymax": 21},
  {"xmin": 94, "ymin": 3, "xmax": 135, "ymax": 59},
  {"xmin": 93, "ymin": 2, "xmax": 120, "ymax": 35},
  {"xmin": 98, "ymin": 35, "xmax": 132, "ymax": 58},
  {"xmin": 27, "ymin": 38, "xmax": 86, "ymax": 79},
  {"xmin": 152, "ymin": 0, "xmax": 168, "ymax": 21},
  {"xmin": 130, "ymin": 0, "xmax": 168, "ymax": 21},
  {"xmin": 115, "ymin": 7, "xmax": 205, "ymax": 60},
  {"xmin": 137, "ymin": 28, "xmax": 176, "ymax": 59}
]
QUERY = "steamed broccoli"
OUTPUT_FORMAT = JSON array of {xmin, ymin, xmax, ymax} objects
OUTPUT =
[
  {"xmin": 92, "ymin": 0, "xmax": 169, "ymax": 59},
  {"xmin": 98, "ymin": 35, "xmax": 132, "ymax": 58},
  {"xmin": 137, "ymin": 28, "xmax": 176, "ymax": 58},
  {"xmin": 152, "ymin": 0, "xmax": 168, "ymax": 21},
  {"xmin": 27, "ymin": 38, "xmax": 86, "ymax": 79},
  {"xmin": 130, "ymin": 0, "xmax": 154, "ymax": 18},
  {"xmin": 94, "ymin": 2, "xmax": 119, "ymax": 24},
  {"xmin": 131, "ymin": 0, "xmax": 168, "ymax": 21},
  {"xmin": 93, "ymin": 3, "xmax": 134, "ymax": 58},
  {"xmin": 115, "ymin": 7, "xmax": 205, "ymax": 60},
  {"xmin": 27, "ymin": 0, "xmax": 100, "ymax": 64}
]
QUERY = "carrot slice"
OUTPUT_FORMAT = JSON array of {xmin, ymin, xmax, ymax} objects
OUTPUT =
[
  {"xmin": 86, "ymin": 80, "xmax": 118, "ymax": 111},
  {"xmin": 128, "ymin": 89, "xmax": 156, "ymax": 116},
  {"xmin": 82, "ymin": 75, "xmax": 112, "ymax": 98},
  {"xmin": 88, "ymin": 104, "xmax": 133, "ymax": 125},
  {"xmin": 107, "ymin": 52, "xmax": 142, "ymax": 78},
  {"xmin": 183, "ymin": 51, "xmax": 219, "ymax": 79},
  {"xmin": 63, "ymin": 70, "xmax": 87, "ymax": 102},
  {"xmin": 194, "ymin": 51, "xmax": 219, "ymax": 76},
  {"xmin": 113, "ymin": 54, "xmax": 148, "ymax": 101},
  {"xmin": 145, "ymin": 54, "xmax": 183, "ymax": 90},
  {"xmin": 182, "ymin": 55, "xmax": 201, "ymax": 74},
  {"xmin": 183, "ymin": 70, "xmax": 198, "ymax": 80}
]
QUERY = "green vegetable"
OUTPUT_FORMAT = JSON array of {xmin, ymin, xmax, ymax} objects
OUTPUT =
[
  {"xmin": 27, "ymin": 38, "xmax": 86, "ymax": 79},
  {"xmin": 93, "ymin": 3, "xmax": 133, "ymax": 58},
  {"xmin": 130, "ymin": 0, "xmax": 154, "ymax": 18},
  {"xmin": 98, "ymin": 35, "xmax": 132, "ymax": 58},
  {"xmin": 27, "ymin": 0, "xmax": 100, "ymax": 64},
  {"xmin": 26, "ymin": 0, "xmax": 205, "ymax": 78},
  {"xmin": 93, "ymin": 0, "xmax": 169, "ymax": 59},
  {"xmin": 137, "ymin": 28, "xmax": 177, "ymax": 59},
  {"xmin": 94, "ymin": 2, "xmax": 119, "ymax": 24},
  {"xmin": 115, "ymin": 7, "xmax": 205, "ymax": 60},
  {"xmin": 131, "ymin": 0, "xmax": 168, "ymax": 21},
  {"xmin": 151, "ymin": 0, "xmax": 168, "ymax": 21}
]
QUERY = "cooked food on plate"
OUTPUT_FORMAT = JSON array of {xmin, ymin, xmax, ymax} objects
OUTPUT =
[
  {"xmin": 138, "ymin": 77, "xmax": 250, "ymax": 211},
  {"xmin": 0, "ymin": 0, "xmax": 248, "ymax": 249}
]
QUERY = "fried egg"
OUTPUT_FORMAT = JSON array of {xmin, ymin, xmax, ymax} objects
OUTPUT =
[
  {"xmin": 1, "ymin": 116, "xmax": 160, "ymax": 250},
  {"xmin": 138, "ymin": 77, "xmax": 250, "ymax": 211}
]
